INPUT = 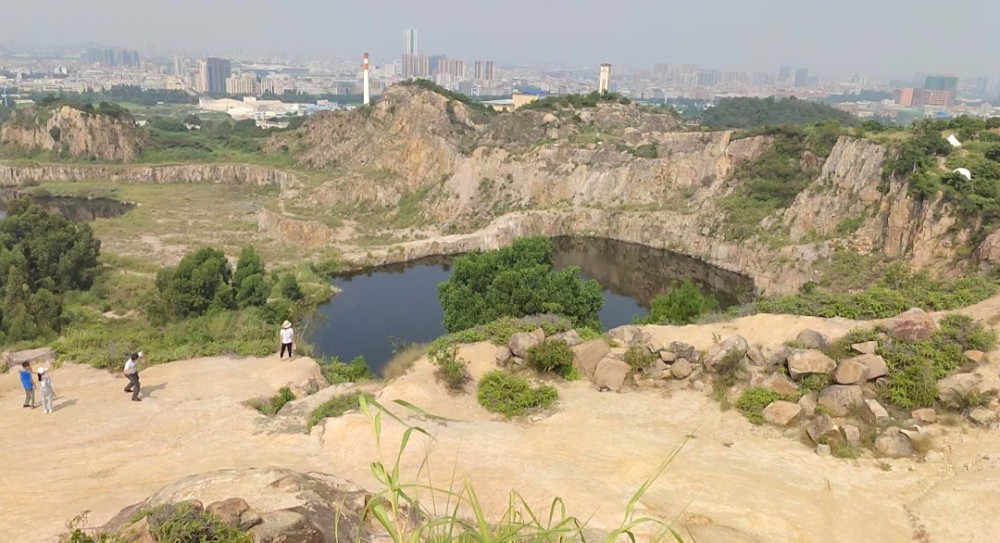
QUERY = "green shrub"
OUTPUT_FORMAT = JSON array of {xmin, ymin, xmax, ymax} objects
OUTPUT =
[
  {"xmin": 477, "ymin": 370, "xmax": 558, "ymax": 417},
  {"xmin": 278, "ymin": 274, "xmax": 304, "ymax": 301},
  {"xmin": 126, "ymin": 502, "xmax": 253, "ymax": 543},
  {"xmin": 798, "ymin": 374, "xmax": 830, "ymax": 394},
  {"xmin": 307, "ymin": 391, "xmax": 371, "ymax": 430},
  {"xmin": 431, "ymin": 343, "xmax": 469, "ymax": 390},
  {"xmin": 735, "ymin": 387, "xmax": 786, "ymax": 425},
  {"xmin": 320, "ymin": 356, "xmax": 373, "ymax": 385},
  {"xmin": 246, "ymin": 386, "xmax": 294, "ymax": 417},
  {"xmin": 623, "ymin": 345, "xmax": 656, "ymax": 370},
  {"xmin": 636, "ymin": 279, "xmax": 718, "ymax": 325},
  {"xmin": 526, "ymin": 339, "xmax": 574, "ymax": 376}
]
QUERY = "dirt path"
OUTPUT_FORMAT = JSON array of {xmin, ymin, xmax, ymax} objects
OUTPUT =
[{"xmin": 3, "ymin": 306, "xmax": 1000, "ymax": 542}]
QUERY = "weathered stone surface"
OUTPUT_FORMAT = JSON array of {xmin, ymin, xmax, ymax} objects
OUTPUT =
[
  {"xmin": 851, "ymin": 341, "xmax": 878, "ymax": 355},
  {"xmin": 645, "ymin": 359, "xmax": 669, "ymax": 376},
  {"xmin": 511, "ymin": 356, "xmax": 525, "ymax": 366},
  {"xmin": 937, "ymin": 373, "xmax": 981, "ymax": 406},
  {"xmin": 816, "ymin": 443, "xmax": 832, "ymax": 457},
  {"xmin": 668, "ymin": 341, "xmax": 698, "ymax": 361},
  {"xmin": 843, "ymin": 354, "xmax": 888, "ymax": 380},
  {"xmin": 834, "ymin": 359, "xmax": 871, "ymax": 385},
  {"xmin": 787, "ymin": 349, "xmax": 836, "ymax": 380},
  {"xmin": 763, "ymin": 373, "xmax": 799, "ymax": 396},
  {"xmin": 593, "ymin": 357, "xmax": 631, "ymax": 391},
  {"xmin": 964, "ymin": 350, "xmax": 986, "ymax": 364},
  {"xmin": 206, "ymin": 497, "xmax": 262, "ymax": 530},
  {"xmin": 706, "ymin": 335, "xmax": 748, "ymax": 370},
  {"xmin": 818, "ymin": 385, "xmax": 864, "ymax": 416},
  {"xmin": 843, "ymin": 425, "xmax": 861, "ymax": 446},
  {"xmin": 551, "ymin": 329, "xmax": 582, "ymax": 347},
  {"xmin": 530, "ymin": 327, "xmax": 546, "ymax": 342},
  {"xmin": 875, "ymin": 429, "xmax": 916, "ymax": 458},
  {"xmin": 807, "ymin": 414, "xmax": 842, "ymax": 444},
  {"xmin": 763, "ymin": 401, "xmax": 802, "ymax": 426},
  {"xmin": 798, "ymin": 392, "xmax": 818, "ymax": 413},
  {"xmin": 766, "ymin": 346, "xmax": 792, "ymax": 367},
  {"xmin": 121, "ymin": 516, "xmax": 155, "ymax": 543},
  {"xmin": 671, "ymin": 358, "xmax": 693, "ymax": 379},
  {"xmin": 494, "ymin": 346, "xmax": 512, "ymax": 365},
  {"xmin": 861, "ymin": 399, "xmax": 890, "ymax": 426},
  {"xmin": 746, "ymin": 345, "xmax": 767, "ymax": 366},
  {"xmin": 608, "ymin": 325, "xmax": 651, "ymax": 347},
  {"xmin": 2, "ymin": 347, "xmax": 56, "ymax": 369},
  {"xmin": 571, "ymin": 340, "xmax": 611, "ymax": 380},
  {"xmin": 887, "ymin": 308, "xmax": 938, "ymax": 341},
  {"xmin": 911, "ymin": 408, "xmax": 937, "ymax": 424},
  {"xmin": 659, "ymin": 350, "xmax": 677, "ymax": 363},
  {"xmin": 969, "ymin": 408, "xmax": 998, "ymax": 426},
  {"xmin": 508, "ymin": 332, "xmax": 541, "ymax": 359},
  {"xmin": 796, "ymin": 329, "xmax": 828, "ymax": 349}
]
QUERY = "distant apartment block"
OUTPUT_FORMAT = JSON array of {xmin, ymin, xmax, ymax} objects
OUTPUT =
[
  {"xmin": 474, "ymin": 60, "xmax": 495, "ymax": 81},
  {"xmin": 85, "ymin": 48, "xmax": 140, "ymax": 67},
  {"xmin": 894, "ymin": 87, "xmax": 953, "ymax": 107},
  {"xmin": 923, "ymin": 75, "xmax": 958, "ymax": 93},
  {"xmin": 794, "ymin": 68, "xmax": 809, "ymax": 88},
  {"xmin": 404, "ymin": 29, "xmax": 418, "ymax": 56},
  {"xmin": 225, "ymin": 74, "xmax": 259, "ymax": 96},
  {"xmin": 199, "ymin": 58, "xmax": 232, "ymax": 94}
]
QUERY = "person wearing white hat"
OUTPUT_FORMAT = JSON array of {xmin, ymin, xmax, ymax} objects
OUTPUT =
[
  {"xmin": 123, "ymin": 352, "xmax": 144, "ymax": 402},
  {"xmin": 279, "ymin": 321, "xmax": 295, "ymax": 360},
  {"xmin": 37, "ymin": 367, "xmax": 55, "ymax": 414}
]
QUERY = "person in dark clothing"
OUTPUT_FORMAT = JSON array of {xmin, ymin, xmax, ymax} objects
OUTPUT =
[
  {"xmin": 19, "ymin": 361, "xmax": 35, "ymax": 408},
  {"xmin": 123, "ymin": 352, "xmax": 144, "ymax": 402}
]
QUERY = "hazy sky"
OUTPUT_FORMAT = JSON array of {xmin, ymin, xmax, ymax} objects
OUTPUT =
[{"xmin": 3, "ymin": 0, "xmax": 998, "ymax": 76}]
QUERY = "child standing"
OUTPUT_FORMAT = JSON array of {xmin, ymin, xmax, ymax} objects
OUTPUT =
[
  {"xmin": 38, "ymin": 367, "xmax": 55, "ymax": 414},
  {"xmin": 19, "ymin": 361, "xmax": 35, "ymax": 409}
]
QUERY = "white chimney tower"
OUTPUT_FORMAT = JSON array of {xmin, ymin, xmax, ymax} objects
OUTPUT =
[
  {"xmin": 363, "ymin": 53, "xmax": 371, "ymax": 105},
  {"xmin": 599, "ymin": 63, "xmax": 612, "ymax": 94}
]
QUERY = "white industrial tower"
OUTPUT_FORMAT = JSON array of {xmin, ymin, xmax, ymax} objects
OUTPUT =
[
  {"xmin": 362, "ymin": 53, "xmax": 371, "ymax": 105},
  {"xmin": 599, "ymin": 63, "xmax": 612, "ymax": 94}
]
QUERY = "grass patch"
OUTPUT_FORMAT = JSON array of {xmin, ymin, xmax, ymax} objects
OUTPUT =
[
  {"xmin": 307, "ymin": 391, "xmax": 372, "ymax": 430},
  {"xmin": 735, "ymin": 387, "xmax": 788, "ymax": 425},
  {"xmin": 710, "ymin": 348, "xmax": 747, "ymax": 402},
  {"xmin": 477, "ymin": 370, "xmax": 558, "ymax": 417},
  {"xmin": 526, "ymin": 339, "xmax": 574, "ymax": 377},
  {"xmin": 383, "ymin": 342, "xmax": 427, "ymax": 381},
  {"xmin": 245, "ymin": 387, "xmax": 294, "ymax": 417},
  {"xmin": 430, "ymin": 343, "xmax": 469, "ymax": 391},
  {"xmin": 318, "ymin": 356, "xmax": 373, "ymax": 385},
  {"xmin": 623, "ymin": 345, "xmax": 657, "ymax": 370}
]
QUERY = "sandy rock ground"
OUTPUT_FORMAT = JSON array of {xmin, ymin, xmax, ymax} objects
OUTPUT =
[{"xmin": 3, "ymin": 305, "xmax": 1000, "ymax": 542}]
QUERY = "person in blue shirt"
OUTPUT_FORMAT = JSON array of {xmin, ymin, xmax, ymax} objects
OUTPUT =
[{"xmin": 19, "ymin": 361, "xmax": 35, "ymax": 409}]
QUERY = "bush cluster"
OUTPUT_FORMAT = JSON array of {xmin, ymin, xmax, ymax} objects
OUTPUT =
[
  {"xmin": 477, "ymin": 370, "xmax": 558, "ymax": 417},
  {"xmin": 526, "ymin": 339, "xmax": 574, "ymax": 376},
  {"xmin": 735, "ymin": 387, "xmax": 790, "ymax": 425},
  {"xmin": 623, "ymin": 345, "xmax": 657, "ymax": 370},
  {"xmin": 430, "ymin": 343, "xmax": 469, "ymax": 390},
  {"xmin": 700, "ymin": 96, "xmax": 859, "ymax": 129},
  {"xmin": 319, "ymin": 356, "xmax": 373, "ymax": 385},
  {"xmin": 636, "ymin": 278, "xmax": 718, "ymax": 325}
]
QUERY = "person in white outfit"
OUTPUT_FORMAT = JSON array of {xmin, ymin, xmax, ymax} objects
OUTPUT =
[
  {"xmin": 38, "ymin": 367, "xmax": 55, "ymax": 414},
  {"xmin": 279, "ymin": 320, "xmax": 295, "ymax": 360}
]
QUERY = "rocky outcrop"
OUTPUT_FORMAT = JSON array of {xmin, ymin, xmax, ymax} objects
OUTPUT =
[
  {"xmin": 1, "ymin": 105, "xmax": 145, "ymax": 162},
  {"xmin": 0, "ymin": 162, "xmax": 299, "ymax": 190}
]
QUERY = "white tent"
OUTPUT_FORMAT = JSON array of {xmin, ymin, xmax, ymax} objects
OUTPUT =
[
  {"xmin": 947, "ymin": 134, "xmax": 962, "ymax": 148},
  {"xmin": 953, "ymin": 168, "xmax": 972, "ymax": 180}
]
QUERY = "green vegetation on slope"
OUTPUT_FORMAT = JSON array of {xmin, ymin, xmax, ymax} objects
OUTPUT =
[
  {"xmin": 477, "ymin": 370, "xmax": 558, "ymax": 417},
  {"xmin": 635, "ymin": 278, "xmax": 719, "ymax": 325},
  {"xmin": 700, "ymin": 96, "xmax": 859, "ymax": 129}
]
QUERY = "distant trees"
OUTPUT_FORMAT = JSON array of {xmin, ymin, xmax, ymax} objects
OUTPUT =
[
  {"xmin": 699, "ymin": 97, "xmax": 859, "ymax": 129},
  {"xmin": 437, "ymin": 237, "xmax": 604, "ymax": 332},
  {"xmin": 635, "ymin": 279, "xmax": 718, "ymax": 325}
]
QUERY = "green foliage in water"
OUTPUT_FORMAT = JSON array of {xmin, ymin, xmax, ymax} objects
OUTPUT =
[
  {"xmin": 437, "ymin": 237, "xmax": 604, "ymax": 332},
  {"xmin": 477, "ymin": 370, "xmax": 558, "ymax": 417},
  {"xmin": 635, "ymin": 278, "xmax": 718, "ymax": 325},
  {"xmin": 0, "ymin": 200, "xmax": 101, "ymax": 344}
]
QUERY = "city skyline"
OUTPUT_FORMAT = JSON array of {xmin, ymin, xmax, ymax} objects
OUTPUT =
[{"xmin": 2, "ymin": 0, "xmax": 997, "ymax": 77}]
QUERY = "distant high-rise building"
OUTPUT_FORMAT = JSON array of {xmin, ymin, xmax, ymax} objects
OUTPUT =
[
  {"xmin": 794, "ymin": 68, "xmax": 809, "ymax": 88},
  {"xmin": 484, "ymin": 61, "xmax": 495, "ymax": 81},
  {"xmin": 428, "ymin": 55, "xmax": 446, "ymax": 75},
  {"xmin": 199, "ymin": 57, "xmax": 232, "ymax": 94},
  {"xmin": 85, "ymin": 47, "xmax": 140, "ymax": 67},
  {"xmin": 923, "ymin": 75, "xmax": 958, "ymax": 92},
  {"xmin": 778, "ymin": 65, "xmax": 793, "ymax": 84},
  {"xmin": 599, "ymin": 63, "xmax": 612, "ymax": 93},
  {"xmin": 173, "ymin": 55, "xmax": 184, "ymax": 76},
  {"xmin": 403, "ymin": 29, "xmax": 418, "ymax": 56}
]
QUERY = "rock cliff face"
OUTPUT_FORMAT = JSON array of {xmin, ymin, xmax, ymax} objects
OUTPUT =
[
  {"xmin": 0, "ymin": 105, "xmax": 146, "ymax": 162},
  {"xmin": 0, "ymin": 162, "xmax": 299, "ymax": 192}
]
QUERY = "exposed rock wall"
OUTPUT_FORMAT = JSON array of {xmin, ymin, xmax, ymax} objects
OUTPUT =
[
  {"xmin": 0, "ymin": 105, "xmax": 146, "ymax": 162},
  {"xmin": 0, "ymin": 162, "xmax": 300, "ymax": 192}
]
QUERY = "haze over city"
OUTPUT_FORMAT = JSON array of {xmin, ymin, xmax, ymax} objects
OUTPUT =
[{"xmin": 3, "ymin": 0, "xmax": 998, "ymax": 75}]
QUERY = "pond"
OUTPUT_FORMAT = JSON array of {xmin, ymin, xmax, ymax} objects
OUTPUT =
[
  {"xmin": 308, "ymin": 237, "xmax": 753, "ymax": 376},
  {"xmin": 0, "ymin": 190, "xmax": 135, "ymax": 222}
]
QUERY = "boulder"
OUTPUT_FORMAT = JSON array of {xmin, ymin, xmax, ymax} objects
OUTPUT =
[
  {"xmin": 816, "ymin": 444, "xmax": 832, "ymax": 457},
  {"xmin": 807, "ymin": 414, "xmax": 843, "ymax": 445},
  {"xmin": 593, "ymin": 358, "xmax": 631, "ymax": 392},
  {"xmin": 659, "ymin": 350, "xmax": 677, "ymax": 363},
  {"xmin": 508, "ymin": 332, "xmax": 541, "ymax": 359},
  {"xmin": 668, "ymin": 341, "xmax": 698, "ymax": 362},
  {"xmin": 608, "ymin": 325, "xmax": 650, "ymax": 347},
  {"xmin": 645, "ymin": 359, "xmax": 669, "ymax": 376},
  {"xmin": 2, "ymin": 347, "xmax": 56, "ymax": 369},
  {"xmin": 818, "ymin": 385, "xmax": 864, "ymax": 416},
  {"xmin": 530, "ymin": 328, "xmax": 546, "ymax": 342},
  {"xmin": 671, "ymin": 358, "xmax": 693, "ymax": 379},
  {"xmin": 795, "ymin": 329, "xmax": 828, "ymax": 349},
  {"xmin": 763, "ymin": 401, "xmax": 802, "ymax": 426},
  {"xmin": 937, "ymin": 373, "xmax": 981, "ymax": 406},
  {"xmin": 494, "ymin": 346, "xmax": 512, "ymax": 365},
  {"xmin": 964, "ymin": 350, "xmax": 986, "ymax": 364},
  {"xmin": 551, "ymin": 329, "xmax": 583, "ymax": 347},
  {"xmin": 787, "ymin": 349, "xmax": 836, "ymax": 380},
  {"xmin": 766, "ymin": 346, "xmax": 792, "ymax": 367},
  {"xmin": 834, "ymin": 359, "xmax": 871, "ymax": 385},
  {"xmin": 121, "ymin": 516, "xmax": 155, "ymax": 543},
  {"xmin": 571, "ymin": 340, "xmax": 611, "ymax": 380},
  {"xmin": 861, "ymin": 399, "xmax": 890, "ymax": 426},
  {"xmin": 969, "ymin": 408, "xmax": 998, "ymax": 426},
  {"xmin": 763, "ymin": 373, "xmax": 799, "ymax": 396},
  {"xmin": 875, "ymin": 428, "xmax": 916, "ymax": 458},
  {"xmin": 542, "ymin": 112, "xmax": 559, "ymax": 124},
  {"xmin": 206, "ymin": 497, "xmax": 262, "ymax": 530},
  {"xmin": 746, "ymin": 345, "xmax": 767, "ymax": 366},
  {"xmin": 887, "ymin": 308, "xmax": 938, "ymax": 341},
  {"xmin": 798, "ymin": 392, "xmax": 818, "ymax": 413},
  {"xmin": 644, "ymin": 338, "xmax": 667, "ymax": 353},
  {"xmin": 843, "ymin": 354, "xmax": 888, "ymax": 380},
  {"xmin": 706, "ymin": 335, "xmax": 748, "ymax": 370},
  {"xmin": 511, "ymin": 357, "xmax": 525, "ymax": 366},
  {"xmin": 253, "ymin": 510, "xmax": 325, "ymax": 543},
  {"xmin": 851, "ymin": 341, "xmax": 878, "ymax": 355},
  {"xmin": 843, "ymin": 424, "xmax": 862, "ymax": 446},
  {"xmin": 911, "ymin": 408, "xmax": 937, "ymax": 424}
]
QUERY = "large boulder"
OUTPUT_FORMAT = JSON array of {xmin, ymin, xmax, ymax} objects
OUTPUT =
[
  {"xmin": 843, "ymin": 354, "xmax": 888, "ymax": 380},
  {"xmin": 766, "ymin": 346, "xmax": 792, "ymax": 367},
  {"xmin": 969, "ymin": 408, "xmax": 998, "ymax": 427},
  {"xmin": 795, "ymin": 329, "xmax": 828, "ymax": 349},
  {"xmin": 887, "ymin": 308, "xmax": 938, "ymax": 341},
  {"xmin": 798, "ymin": 391, "xmax": 818, "ymax": 413},
  {"xmin": 937, "ymin": 373, "xmax": 981, "ymax": 407},
  {"xmin": 668, "ymin": 341, "xmax": 698, "ymax": 362},
  {"xmin": 763, "ymin": 401, "xmax": 803, "ymax": 426},
  {"xmin": 851, "ymin": 341, "xmax": 878, "ymax": 355},
  {"xmin": 964, "ymin": 350, "xmax": 987, "ymax": 364},
  {"xmin": 746, "ymin": 345, "xmax": 767, "ymax": 367},
  {"xmin": 807, "ymin": 414, "xmax": 843, "ymax": 445},
  {"xmin": 787, "ymin": 349, "xmax": 836, "ymax": 380},
  {"xmin": 2, "ymin": 347, "xmax": 56, "ymax": 369},
  {"xmin": 834, "ymin": 359, "xmax": 871, "ymax": 385},
  {"xmin": 763, "ymin": 373, "xmax": 799, "ymax": 396},
  {"xmin": 608, "ymin": 325, "xmax": 651, "ymax": 347},
  {"xmin": 571, "ymin": 340, "xmax": 611, "ymax": 380},
  {"xmin": 874, "ymin": 428, "xmax": 916, "ymax": 458},
  {"xmin": 206, "ymin": 497, "xmax": 262, "ymax": 530},
  {"xmin": 593, "ymin": 358, "xmax": 631, "ymax": 391},
  {"xmin": 508, "ymin": 332, "xmax": 541, "ymax": 359},
  {"xmin": 817, "ymin": 385, "xmax": 863, "ymax": 417},
  {"xmin": 911, "ymin": 408, "xmax": 937, "ymax": 424},
  {"xmin": 861, "ymin": 398, "xmax": 890, "ymax": 426},
  {"xmin": 551, "ymin": 329, "xmax": 583, "ymax": 347},
  {"xmin": 671, "ymin": 358, "xmax": 693, "ymax": 379},
  {"xmin": 706, "ymin": 335, "xmax": 748, "ymax": 370}
]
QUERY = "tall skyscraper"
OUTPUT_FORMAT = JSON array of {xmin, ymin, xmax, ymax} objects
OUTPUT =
[
  {"xmin": 199, "ymin": 57, "xmax": 232, "ymax": 94},
  {"xmin": 778, "ymin": 65, "xmax": 793, "ymax": 84},
  {"xmin": 403, "ymin": 29, "xmax": 418, "ymax": 56},
  {"xmin": 794, "ymin": 68, "xmax": 809, "ymax": 88},
  {"xmin": 923, "ymin": 75, "xmax": 958, "ymax": 93}
]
